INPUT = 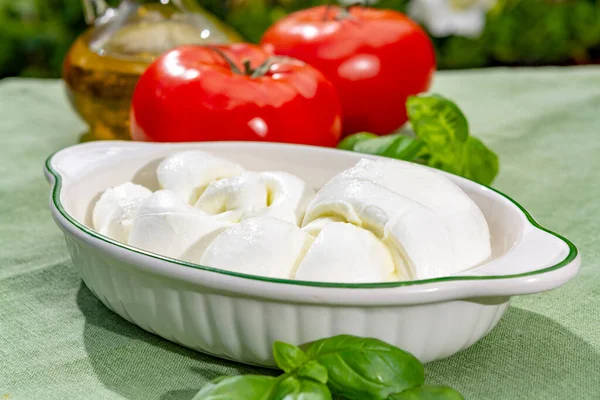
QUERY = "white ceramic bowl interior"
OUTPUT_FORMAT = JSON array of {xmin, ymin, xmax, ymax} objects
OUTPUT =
[{"xmin": 45, "ymin": 141, "xmax": 580, "ymax": 366}]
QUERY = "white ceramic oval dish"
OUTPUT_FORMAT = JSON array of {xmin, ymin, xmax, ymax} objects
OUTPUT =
[{"xmin": 45, "ymin": 141, "xmax": 580, "ymax": 366}]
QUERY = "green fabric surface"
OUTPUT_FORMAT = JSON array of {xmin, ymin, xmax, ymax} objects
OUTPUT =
[{"xmin": 1, "ymin": 68, "xmax": 599, "ymax": 399}]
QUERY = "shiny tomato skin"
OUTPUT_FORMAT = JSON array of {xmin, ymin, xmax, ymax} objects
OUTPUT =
[
  {"xmin": 261, "ymin": 6, "xmax": 435, "ymax": 135},
  {"xmin": 131, "ymin": 43, "xmax": 342, "ymax": 147}
]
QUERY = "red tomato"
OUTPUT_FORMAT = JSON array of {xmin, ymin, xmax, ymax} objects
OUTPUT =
[
  {"xmin": 131, "ymin": 43, "xmax": 342, "ymax": 146},
  {"xmin": 261, "ymin": 6, "xmax": 435, "ymax": 135}
]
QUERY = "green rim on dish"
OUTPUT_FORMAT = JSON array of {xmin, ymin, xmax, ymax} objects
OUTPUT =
[{"xmin": 45, "ymin": 152, "xmax": 578, "ymax": 289}]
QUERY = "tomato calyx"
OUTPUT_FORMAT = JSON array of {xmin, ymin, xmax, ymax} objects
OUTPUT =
[
  {"xmin": 209, "ymin": 46, "xmax": 279, "ymax": 79},
  {"xmin": 242, "ymin": 59, "xmax": 275, "ymax": 78},
  {"xmin": 208, "ymin": 46, "xmax": 242, "ymax": 74},
  {"xmin": 323, "ymin": 3, "xmax": 362, "ymax": 22}
]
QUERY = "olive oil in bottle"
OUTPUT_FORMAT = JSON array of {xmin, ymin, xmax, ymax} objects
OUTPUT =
[{"xmin": 63, "ymin": 0, "xmax": 240, "ymax": 140}]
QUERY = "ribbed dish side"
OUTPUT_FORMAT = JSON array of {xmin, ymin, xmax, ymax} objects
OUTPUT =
[{"xmin": 65, "ymin": 235, "xmax": 509, "ymax": 366}]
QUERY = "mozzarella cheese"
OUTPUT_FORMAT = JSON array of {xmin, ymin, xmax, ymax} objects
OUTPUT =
[
  {"xmin": 383, "ymin": 208, "xmax": 454, "ymax": 280},
  {"xmin": 128, "ymin": 190, "xmax": 238, "ymax": 262},
  {"xmin": 302, "ymin": 159, "xmax": 491, "ymax": 279},
  {"xmin": 249, "ymin": 171, "xmax": 315, "ymax": 225},
  {"xmin": 93, "ymin": 152, "xmax": 492, "ymax": 284},
  {"xmin": 195, "ymin": 171, "xmax": 315, "ymax": 225},
  {"xmin": 156, "ymin": 150, "xmax": 245, "ymax": 204},
  {"xmin": 92, "ymin": 182, "xmax": 152, "ymax": 243},
  {"xmin": 296, "ymin": 222, "xmax": 397, "ymax": 283},
  {"xmin": 333, "ymin": 158, "xmax": 491, "ymax": 271},
  {"xmin": 301, "ymin": 216, "xmax": 345, "ymax": 237},
  {"xmin": 195, "ymin": 172, "xmax": 267, "ymax": 215},
  {"xmin": 200, "ymin": 217, "xmax": 314, "ymax": 279},
  {"xmin": 301, "ymin": 181, "xmax": 456, "ymax": 280}
]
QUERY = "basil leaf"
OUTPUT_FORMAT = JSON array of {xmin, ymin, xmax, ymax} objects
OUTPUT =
[
  {"xmin": 337, "ymin": 132, "xmax": 378, "ymax": 150},
  {"xmin": 192, "ymin": 375, "xmax": 277, "ymax": 400},
  {"xmin": 462, "ymin": 136, "xmax": 499, "ymax": 186},
  {"xmin": 193, "ymin": 375, "xmax": 331, "ymax": 400},
  {"xmin": 406, "ymin": 95, "xmax": 467, "ymax": 168},
  {"xmin": 351, "ymin": 133, "xmax": 403, "ymax": 154},
  {"xmin": 339, "ymin": 132, "xmax": 426, "ymax": 163},
  {"xmin": 389, "ymin": 385, "xmax": 465, "ymax": 400},
  {"xmin": 297, "ymin": 360, "xmax": 328, "ymax": 384},
  {"xmin": 353, "ymin": 135, "xmax": 426, "ymax": 162},
  {"xmin": 337, "ymin": 94, "xmax": 499, "ymax": 184},
  {"xmin": 407, "ymin": 94, "xmax": 499, "ymax": 185},
  {"xmin": 273, "ymin": 341, "xmax": 307, "ymax": 373},
  {"xmin": 301, "ymin": 335, "xmax": 424, "ymax": 400},
  {"xmin": 385, "ymin": 137, "xmax": 427, "ymax": 162},
  {"xmin": 406, "ymin": 94, "xmax": 469, "ymax": 146},
  {"xmin": 271, "ymin": 376, "xmax": 332, "ymax": 400}
]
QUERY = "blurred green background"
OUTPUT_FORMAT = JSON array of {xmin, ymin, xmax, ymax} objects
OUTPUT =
[{"xmin": 2, "ymin": 0, "xmax": 600, "ymax": 79}]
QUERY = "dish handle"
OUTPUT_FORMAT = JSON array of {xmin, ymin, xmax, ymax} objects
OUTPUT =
[
  {"xmin": 44, "ymin": 141, "xmax": 149, "ymax": 185},
  {"xmin": 460, "ymin": 223, "xmax": 579, "ymax": 295}
]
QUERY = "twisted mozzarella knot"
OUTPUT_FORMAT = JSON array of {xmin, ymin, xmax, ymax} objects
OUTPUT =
[
  {"xmin": 301, "ymin": 158, "xmax": 490, "ymax": 280},
  {"xmin": 297, "ymin": 221, "xmax": 398, "ymax": 283},
  {"xmin": 201, "ymin": 217, "xmax": 314, "ymax": 279},
  {"xmin": 128, "ymin": 190, "xmax": 238, "ymax": 262},
  {"xmin": 195, "ymin": 171, "xmax": 315, "ymax": 225},
  {"xmin": 157, "ymin": 150, "xmax": 245, "ymax": 204}
]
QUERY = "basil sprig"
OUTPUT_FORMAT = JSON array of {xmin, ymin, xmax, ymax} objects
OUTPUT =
[
  {"xmin": 389, "ymin": 386, "xmax": 466, "ymax": 400},
  {"xmin": 300, "ymin": 335, "xmax": 424, "ymax": 399},
  {"xmin": 192, "ymin": 374, "xmax": 331, "ymax": 400},
  {"xmin": 338, "ymin": 94, "xmax": 499, "ymax": 185},
  {"xmin": 193, "ymin": 335, "xmax": 463, "ymax": 400}
]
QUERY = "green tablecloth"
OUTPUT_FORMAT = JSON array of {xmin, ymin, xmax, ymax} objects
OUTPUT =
[{"xmin": 1, "ymin": 68, "xmax": 599, "ymax": 399}]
